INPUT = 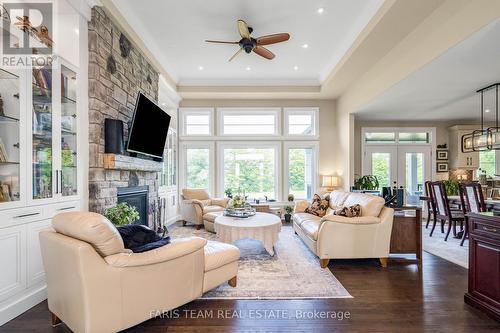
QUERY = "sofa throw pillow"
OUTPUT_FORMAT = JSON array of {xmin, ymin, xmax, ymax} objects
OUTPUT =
[
  {"xmin": 117, "ymin": 224, "xmax": 171, "ymax": 253},
  {"xmin": 334, "ymin": 204, "xmax": 361, "ymax": 218},
  {"xmin": 304, "ymin": 194, "xmax": 329, "ymax": 217}
]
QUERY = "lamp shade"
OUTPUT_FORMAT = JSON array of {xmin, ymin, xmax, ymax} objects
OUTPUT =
[{"xmin": 322, "ymin": 175, "xmax": 339, "ymax": 188}]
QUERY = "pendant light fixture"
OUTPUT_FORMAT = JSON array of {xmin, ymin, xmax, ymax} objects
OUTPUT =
[
  {"xmin": 487, "ymin": 83, "xmax": 500, "ymax": 149},
  {"xmin": 461, "ymin": 83, "xmax": 500, "ymax": 152}
]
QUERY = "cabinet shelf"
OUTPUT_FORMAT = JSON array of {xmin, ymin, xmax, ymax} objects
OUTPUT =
[
  {"xmin": 0, "ymin": 114, "xmax": 20, "ymax": 122},
  {"xmin": 0, "ymin": 68, "xmax": 19, "ymax": 80}
]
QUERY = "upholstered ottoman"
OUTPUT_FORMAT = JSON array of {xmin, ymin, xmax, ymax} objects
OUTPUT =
[
  {"xmin": 203, "ymin": 211, "xmax": 223, "ymax": 233},
  {"xmin": 202, "ymin": 240, "xmax": 240, "ymax": 293}
]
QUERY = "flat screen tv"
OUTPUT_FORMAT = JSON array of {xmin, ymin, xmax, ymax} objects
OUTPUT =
[{"xmin": 126, "ymin": 93, "xmax": 171, "ymax": 160}]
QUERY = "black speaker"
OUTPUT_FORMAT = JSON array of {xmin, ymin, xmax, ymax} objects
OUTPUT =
[{"xmin": 105, "ymin": 118, "xmax": 124, "ymax": 154}]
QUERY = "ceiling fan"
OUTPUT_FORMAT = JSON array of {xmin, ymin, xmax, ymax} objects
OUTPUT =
[{"xmin": 205, "ymin": 20, "xmax": 290, "ymax": 61}]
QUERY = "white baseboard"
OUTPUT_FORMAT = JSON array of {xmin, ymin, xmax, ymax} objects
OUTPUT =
[
  {"xmin": 166, "ymin": 215, "xmax": 181, "ymax": 226},
  {"xmin": 0, "ymin": 285, "xmax": 47, "ymax": 326}
]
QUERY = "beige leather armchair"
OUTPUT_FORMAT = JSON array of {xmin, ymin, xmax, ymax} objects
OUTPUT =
[
  {"xmin": 180, "ymin": 189, "xmax": 229, "ymax": 229},
  {"xmin": 40, "ymin": 212, "xmax": 239, "ymax": 333}
]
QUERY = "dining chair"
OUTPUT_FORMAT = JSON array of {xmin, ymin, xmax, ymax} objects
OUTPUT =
[
  {"xmin": 459, "ymin": 183, "xmax": 487, "ymax": 246},
  {"xmin": 429, "ymin": 181, "xmax": 465, "ymax": 241},
  {"xmin": 424, "ymin": 181, "xmax": 437, "ymax": 229}
]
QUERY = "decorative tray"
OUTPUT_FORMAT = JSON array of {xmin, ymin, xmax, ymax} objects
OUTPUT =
[{"xmin": 223, "ymin": 207, "xmax": 256, "ymax": 218}]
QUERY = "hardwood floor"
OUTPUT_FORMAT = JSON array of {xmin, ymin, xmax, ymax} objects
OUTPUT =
[{"xmin": 1, "ymin": 252, "xmax": 499, "ymax": 332}]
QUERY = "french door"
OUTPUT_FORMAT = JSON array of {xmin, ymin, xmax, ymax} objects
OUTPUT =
[{"xmin": 363, "ymin": 145, "xmax": 431, "ymax": 205}]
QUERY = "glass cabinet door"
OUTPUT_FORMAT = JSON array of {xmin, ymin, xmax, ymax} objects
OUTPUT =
[
  {"xmin": 0, "ymin": 68, "xmax": 21, "ymax": 204},
  {"xmin": 60, "ymin": 65, "xmax": 77, "ymax": 197},
  {"xmin": 32, "ymin": 66, "xmax": 53, "ymax": 200}
]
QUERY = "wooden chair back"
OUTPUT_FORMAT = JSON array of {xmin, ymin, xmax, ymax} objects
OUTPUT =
[
  {"xmin": 459, "ymin": 183, "xmax": 486, "ymax": 213},
  {"xmin": 430, "ymin": 181, "xmax": 452, "ymax": 220}
]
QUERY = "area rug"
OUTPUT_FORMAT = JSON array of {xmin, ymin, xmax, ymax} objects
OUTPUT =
[
  {"xmin": 169, "ymin": 225, "xmax": 352, "ymax": 299},
  {"xmin": 422, "ymin": 223, "xmax": 468, "ymax": 268}
]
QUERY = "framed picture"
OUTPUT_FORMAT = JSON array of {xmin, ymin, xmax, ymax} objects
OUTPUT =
[
  {"xmin": 436, "ymin": 150, "xmax": 448, "ymax": 160},
  {"xmin": 437, "ymin": 162, "xmax": 449, "ymax": 173}
]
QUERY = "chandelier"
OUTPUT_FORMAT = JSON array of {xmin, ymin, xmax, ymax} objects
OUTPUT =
[{"xmin": 462, "ymin": 83, "xmax": 500, "ymax": 152}]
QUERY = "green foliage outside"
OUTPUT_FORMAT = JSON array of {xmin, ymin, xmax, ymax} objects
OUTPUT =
[
  {"xmin": 371, "ymin": 153, "xmax": 389, "ymax": 188},
  {"xmin": 479, "ymin": 150, "xmax": 496, "ymax": 177},
  {"xmin": 224, "ymin": 148, "xmax": 275, "ymax": 198},
  {"xmin": 105, "ymin": 203, "xmax": 140, "ymax": 225},
  {"xmin": 186, "ymin": 149, "xmax": 209, "ymax": 189},
  {"xmin": 186, "ymin": 148, "xmax": 310, "ymax": 199}
]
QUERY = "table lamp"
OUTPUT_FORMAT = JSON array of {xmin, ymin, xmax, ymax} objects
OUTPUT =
[{"xmin": 322, "ymin": 175, "xmax": 339, "ymax": 191}]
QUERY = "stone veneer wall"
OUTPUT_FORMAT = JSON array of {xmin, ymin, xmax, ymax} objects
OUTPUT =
[{"xmin": 88, "ymin": 6, "xmax": 160, "ymax": 225}]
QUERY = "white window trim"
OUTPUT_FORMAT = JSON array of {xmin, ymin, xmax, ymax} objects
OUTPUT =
[
  {"xmin": 284, "ymin": 107, "xmax": 319, "ymax": 139},
  {"xmin": 283, "ymin": 141, "xmax": 319, "ymax": 200},
  {"xmin": 179, "ymin": 141, "xmax": 215, "ymax": 196},
  {"xmin": 218, "ymin": 108, "xmax": 281, "ymax": 137},
  {"xmin": 217, "ymin": 141, "xmax": 282, "ymax": 199},
  {"xmin": 179, "ymin": 107, "xmax": 214, "ymax": 138}
]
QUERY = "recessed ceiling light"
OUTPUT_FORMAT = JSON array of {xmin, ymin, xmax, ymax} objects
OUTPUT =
[
  {"xmin": 246, "ymin": 66, "xmax": 251, "ymax": 71},
  {"xmin": 485, "ymin": 109, "xmax": 491, "ymax": 113},
  {"xmin": 293, "ymin": 65, "xmax": 299, "ymax": 71},
  {"xmin": 198, "ymin": 65, "xmax": 204, "ymax": 71},
  {"xmin": 302, "ymin": 43, "xmax": 309, "ymax": 49},
  {"xmin": 317, "ymin": 7, "xmax": 324, "ymax": 14},
  {"xmin": 162, "ymin": 102, "xmax": 167, "ymax": 106}
]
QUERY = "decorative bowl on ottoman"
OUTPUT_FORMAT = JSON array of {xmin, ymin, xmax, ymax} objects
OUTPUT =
[{"xmin": 223, "ymin": 206, "xmax": 256, "ymax": 218}]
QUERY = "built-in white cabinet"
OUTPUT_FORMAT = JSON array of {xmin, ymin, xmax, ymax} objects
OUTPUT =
[
  {"xmin": 448, "ymin": 125, "xmax": 480, "ymax": 169},
  {"xmin": 158, "ymin": 109, "xmax": 179, "ymax": 225},
  {"xmin": 0, "ymin": 62, "xmax": 82, "ymax": 325}
]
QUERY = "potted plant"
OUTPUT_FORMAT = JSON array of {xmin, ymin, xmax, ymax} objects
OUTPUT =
[
  {"xmin": 284, "ymin": 205, "xmax": 294, "ymax": 223},
  {"xmin": 353, "ymin": 175, "xmax": 379, "ymax": 191},
  {"xmin": 232, "ymin": 194, "xmax": 245, "ymax": 209},
  {"xmin": 105, "ymin": 202, "xmax": 140, "ymax": 225},
  {"xmin": 225, "ymin": 188, "xmax": 233, "ymax": 198},
  {"xmin": 443, "ymin": 179, "xmax": 459, "ymax": 196},
  {"xmin": 287, "ymin": 194, "xmax": 294, "ymax": 202}
]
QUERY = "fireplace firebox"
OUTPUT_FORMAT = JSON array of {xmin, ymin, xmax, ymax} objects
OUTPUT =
[{"xmin": 117, "ymin": 186, "xmax": 149, "ymax": 226}]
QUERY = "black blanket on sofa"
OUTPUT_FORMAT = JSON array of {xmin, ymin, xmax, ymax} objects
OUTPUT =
[{"xmin": 117, "ymin": 225, "xmax": 170, "ymax": 253}]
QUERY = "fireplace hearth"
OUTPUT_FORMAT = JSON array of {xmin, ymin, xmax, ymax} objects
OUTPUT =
[{"xmin": 117, "ymin": 186, "xmax": 149, "ymax": 226}]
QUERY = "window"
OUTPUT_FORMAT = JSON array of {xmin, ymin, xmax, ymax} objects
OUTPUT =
[
  {"xmin": 219, "ymin": 108, "xmax": 280, "ymax": 136},
  {"xmin": 179, "ymin": 108, "xmax": 213, "ymax": 136},
  {"xmin": 365, "ymin": 132, "xmax": 396, "ymax": 144},
  {"xmin": 286, "ymin": 145, "xmax": 317, "ymax": 199},
  {"xmin": 399, "ymin": 132, "xmax": 430, "ymax": 144},
  {"xmin": 186, "ymin": 148, "xmax": 210, "ymax": 189},
  {"xmin": 371, "ymin": 153, "xmax": 391, "ymax": 189},
  {"xmin": 285, "ymin": 108, "xmax": 318, "ymax": 136},
  {"xmin": 221, "ymin": 144, "xmax": 279, "ymax": 200},
  {"xmin": 480, "ymin": 150, "xmax": 496, "ymax": 176}
]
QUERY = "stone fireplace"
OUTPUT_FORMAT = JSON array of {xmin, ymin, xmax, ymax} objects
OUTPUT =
[
  {"xmin": 117, "ymin": 186, "xmax": 148, "ymax": 226},
  {"xmin": 87, "ymin": 7, "xmax": 161, "ymax": 227}
]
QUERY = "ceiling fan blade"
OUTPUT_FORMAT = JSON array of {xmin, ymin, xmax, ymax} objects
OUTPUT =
[
  {"xmin": 229, "ymin": 48, "xmax": 244, "ymax": 62},
  {"xmin": 205, "ymin": 40, "xmax": 239, "ymax": 44},
  {"xmin": 256, "ymin": 33, "xmax": 290, "ymax": 45},
  {"xmin": 253, "ymin": 46, "xmax": 275, "ymax": 60},
  {"xmin": 237, "ymin": 20, "xmax": 250, "ymax": 39}
]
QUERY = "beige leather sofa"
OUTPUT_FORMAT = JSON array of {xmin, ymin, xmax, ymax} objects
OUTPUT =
[
  {"xmin": 180, "ymin": 189, "xmax": 229, "ymax": 229},
  {"xmin": 40, "ymin": 212, "xmax": 240, "ymax": 333},
  {"xmin": 293, "ymin": 191, "xmax": 394, "ymax": 268}
]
